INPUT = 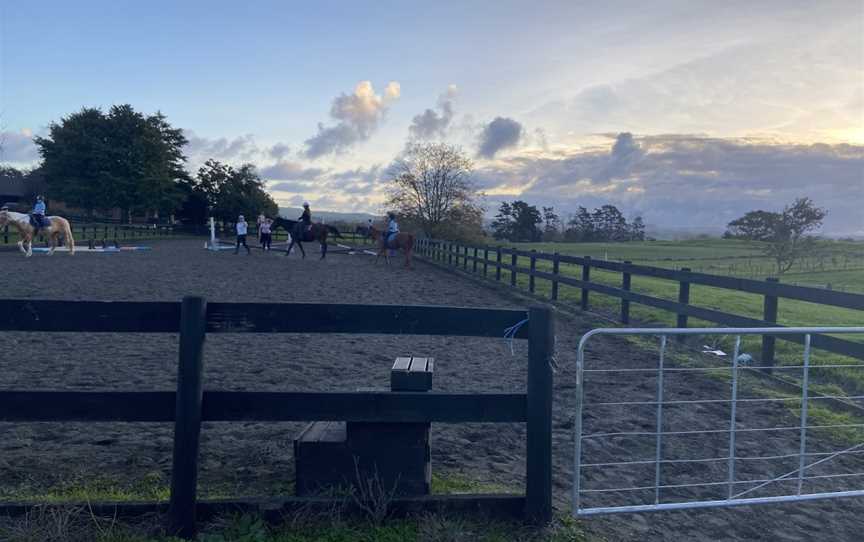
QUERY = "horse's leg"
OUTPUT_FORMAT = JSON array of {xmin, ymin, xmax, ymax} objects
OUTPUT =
[
  {"xmin": 297, "ymin": 241, "xmax": 306, "ymax": 259},
  {"xmin": 17, "ymin": 239, "xmax": 24, "ymax": 253},
  {"xmin": 320, "ymin": 233, "xmax": 327, "ymax": 260},
  {"xmin": 25, "ymin": 236, "xmax": 33, "ymax": 257},
  {"xmin": 48, "ymin": 232, "xmax": 58, "ymax": 255},
  {"xmin": 285, "ymin": 237, "xmax": 294, "ymax": 256}
]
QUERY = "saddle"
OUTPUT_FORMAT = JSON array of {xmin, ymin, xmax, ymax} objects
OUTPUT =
[{"xmin": 29, "ymin": 214, "xmax": 48, "ymax": 231}]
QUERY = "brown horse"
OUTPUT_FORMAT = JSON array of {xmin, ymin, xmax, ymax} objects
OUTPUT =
[
  {"xmin": 272, "ymin": 217, "xmax": 341, "ymax": 259},
  {"xmin": 370, "ymin": 225, "xmax": 414, "ymax": 269},
  {"xmin": 0, "ymin": 210, "xmax": 75, "ymax": 257}
]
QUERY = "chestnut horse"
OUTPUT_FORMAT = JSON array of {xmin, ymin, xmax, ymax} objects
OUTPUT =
[
  {"xmin": 271, "ymin": 217, "xmax": 342, "ymax": 259},
  {"xmin": 0, "ymin": 210, "xmax": 75, "ymax": 257},
  {"xmin": 370, "ymin": 225, "xmax": 414, "ymax": 269}
]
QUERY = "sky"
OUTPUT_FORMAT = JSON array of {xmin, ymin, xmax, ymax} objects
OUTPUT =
[{"xmin": 1, "ymin": 0, "xmax": 863, "ymax": 235}]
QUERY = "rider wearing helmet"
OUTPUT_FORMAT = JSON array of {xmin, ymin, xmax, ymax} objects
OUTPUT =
[
  {"xmin": 295, "ymin": 202, "xmax": 312, "ymax": 241},
  {"xmin": 385, "ymin": 212, "xmax": 399, "ymax": 246},
  {"xmin": 32, "ymin": 196, "xmax": 47, "ymax": 233}
]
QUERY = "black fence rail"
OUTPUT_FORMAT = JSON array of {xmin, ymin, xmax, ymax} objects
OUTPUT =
[
  {"xmin": 1, "ymin": 222, "xmax": 189, "ymax": 246},
  {"xmin": 415, "ymin": 239, "xmax": 864, "ymax": 366},
  {"xmin": 0, "ymin": 298, "xmax": 554, "ymax": 539}
]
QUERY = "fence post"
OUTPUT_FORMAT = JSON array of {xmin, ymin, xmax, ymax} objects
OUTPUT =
[
  {"xmin": 529, "ymin": 250, "xmax": 537, "ymax": 293},
  {"xmin": 761, "ymin": 277, "xmax": 779, "ymax": 374},
  {"xmin": 448, "ymin": 243, "xmax": 453, "ymax": 266},
  {"xmin": 551, "ymin": 253, "xmax": 560, "ymax": 301},
  {"xmin": 510, "ymin": 252, "xmax": 518, "ymax": 287},
  {"xmin": 483, "ymin": 247, "xmax": 489, "ymax": 277},
  {"xmin": 2, "ymin": 225, "xmax": 7, "ymax": 245},
  {"xmin": 472, "ymin": 247, "xmax": 478, "ymax": 273},
  {"xmin": 463, "ymin": 245, "xmax": 469, "ymax": 271},
  {"xmin": 168, "ymin": 296, "xmax": 208, "ymax": 539},
  {"xmin": 621, "ymin": 261, "xmax": 632, "ymax": 324},
  {"xmin": 581, "ymin": 256, "xmax": 591, "ymax": 310},
  {"xmin": 677, "ymin": 268, "xmax": 691, "ymax": 333},
  {"xmin": 526, "ymin": 305, "xmax": 553, "ymax": 524},
  {"xmin": 496, "ymin": 247, "xmax": 502, "ymax": 281}
]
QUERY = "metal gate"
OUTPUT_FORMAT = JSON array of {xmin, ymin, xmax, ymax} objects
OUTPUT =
[{"xmin": 573, "ymin": 326, "xmax": 864, "ymax": 516}]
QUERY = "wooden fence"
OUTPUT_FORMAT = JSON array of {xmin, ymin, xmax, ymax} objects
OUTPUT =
[
  {"xmin": 0, "ymin": 298, "xmax": 554, "ymax": 538},
  {"xmin": 1, "ymin": 222, "xmax": 181, "ymax": 246},
  {"xmin": 415, "ymin": 239, "xmax": 864, "ymax": 367}
]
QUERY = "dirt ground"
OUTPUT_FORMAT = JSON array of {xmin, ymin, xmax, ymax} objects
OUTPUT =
[{"xmin": 0, "ymin": 239, "xmax": 861, "ymax": 541}]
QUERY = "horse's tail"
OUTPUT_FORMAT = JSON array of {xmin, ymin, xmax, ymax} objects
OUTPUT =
[
  {"xmin": 326, "ymin": 224, "xmax": 343, "ymax": 238},
  {"xmin": 61, "ymin": 218, "xmax": 75, "ymax": 255}
]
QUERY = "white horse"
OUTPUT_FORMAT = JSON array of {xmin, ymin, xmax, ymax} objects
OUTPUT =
[{"xmin": 0, "ymin": 210, "xmax": 76, "ymax": 257}]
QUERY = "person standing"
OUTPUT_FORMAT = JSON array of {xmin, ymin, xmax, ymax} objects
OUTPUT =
[
  {"xmin": 260, "ymin": 218, "xmax": 273, "ymax": 251},
  {"xmin": 257, "ymin": 214, "xmax": 266, "ymax": 242},
  {"xmin": 235, "ymin": 214, "xmax": 251, "ymax": 255}
]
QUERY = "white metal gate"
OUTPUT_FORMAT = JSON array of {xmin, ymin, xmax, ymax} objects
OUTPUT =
[{"xmin": 573, "ymin": 326, "xmax": 864, "ymax": 516}]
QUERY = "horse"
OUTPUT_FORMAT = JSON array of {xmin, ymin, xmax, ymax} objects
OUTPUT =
[
  {"xmin": 369, "ymin": 225, "xmax": 414, "ymax": 269},
  {"xmin": 0, "ymin": 210, "xmax": 76, "ymax": 257},
  {"xmin": 271, "ymin": 217, "xmax": 342, "ymax": 259},
  {"xmin": 355, "ymin": 224, "xmax": 373, "ymax": 241}
]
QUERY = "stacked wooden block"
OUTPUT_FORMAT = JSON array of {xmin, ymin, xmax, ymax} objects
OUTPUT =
[{"xmin": 294, "ymin": 357, "xmax": 434, "ymax": 496}]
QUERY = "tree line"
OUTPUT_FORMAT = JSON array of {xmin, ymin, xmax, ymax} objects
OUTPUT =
[
  {"xmin": 5, "ymin": 105, "xmax": 276, "ymax": 224},
  {"xmin": 491, "ymin": 201, "xmax": 645, "ymax": 243}
]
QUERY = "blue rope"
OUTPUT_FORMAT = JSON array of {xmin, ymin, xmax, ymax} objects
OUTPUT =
[{"xmin": 503, "ymin": 317, "xmax": 529, "ymax": 355}]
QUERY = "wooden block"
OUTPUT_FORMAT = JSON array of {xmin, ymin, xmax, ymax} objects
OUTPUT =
[{"xmin": 391, "ymin": 356, "xmax": 434, "ymax": 391}]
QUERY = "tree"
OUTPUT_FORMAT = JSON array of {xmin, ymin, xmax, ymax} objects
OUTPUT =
[
  {"xmin": 34, "ymin": 105, "xmax": 188, "ymax": 220},
  {"xmin": 387, "ymin": 142, "xmax": 481, "ymax": 239},
  {"xmin": 564, "ymin": 206, "xmax": 594, "ymax": 242},
  {"xmin": 491, "ymin": 201, "xmax": 514, "ymax": 240},
  {"xmin": 190, "ymin": 160, "xmax": 277, "ymax": 223},
  {"xmin": 542, "ymin": 206, "xmax": 561, "ymax": 241},
  {"xmin": 629, "ymin": 216, "xmax": 646, "ymax": 241},
  {"xmin": 726, "ymin": 197, "xmax": 827, "ymax": 274},
  {"xmin": 724, "ymin": 210, "xmax": 779, "ymax": 240}
]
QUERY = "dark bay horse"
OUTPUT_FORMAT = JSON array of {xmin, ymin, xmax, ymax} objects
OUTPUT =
[
  {"xmin": 272, "ymin": 217, "xmax": 342, "ymax": 259},
  {"xmin": 369, "ymin": 225, "xmax": 415, "ymax": 269}
]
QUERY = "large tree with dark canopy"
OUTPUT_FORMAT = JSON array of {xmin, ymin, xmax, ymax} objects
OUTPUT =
[{"xmin": 34, "ymin": 105, "xmax": 188, "ymax": 220}]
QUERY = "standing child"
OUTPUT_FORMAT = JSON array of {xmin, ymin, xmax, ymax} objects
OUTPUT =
[
  {"xmin": 260, "ymin": 218, "xmax": 273, "ymax": 251},
  {"xmin": 235, "ymin": 214, "xmax": 251, "ymax": 255}
]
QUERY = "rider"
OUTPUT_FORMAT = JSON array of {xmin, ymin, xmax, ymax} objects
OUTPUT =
[
  {"xmin": 295, "ymin": 202, "xmax": 312, "ymax": 240},
  {"xmin": 31, "ymin": 196, "xmax": 47, "ymax": 233},
  {"xmin": 384, "ymin": 212, "xmax": 399, "ymax": 247}
]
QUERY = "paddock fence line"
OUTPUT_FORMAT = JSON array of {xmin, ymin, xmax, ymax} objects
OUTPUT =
[
  {"xmin": 414, "ymin": 239, "xmax": 864, "ymax": 367},
  {"xmin": 0, "ymin": 298, "xmax": 555, "ymax": 539},
  {"xmin": 573, "ymin": 326, "xmax": 864, "ymax": 516}
]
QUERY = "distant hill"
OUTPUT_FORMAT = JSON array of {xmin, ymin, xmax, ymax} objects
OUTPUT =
[{"xmin": 278, "ymin": 207, "xmax": 381, "ymax": 225}]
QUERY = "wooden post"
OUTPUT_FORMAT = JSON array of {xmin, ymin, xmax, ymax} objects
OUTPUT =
[
  {"xmin": 510, "ymin": 253, "xmax": 518, "ymax": 287},
  {"xmin": 677, "ymin": 267, "xmax": 691, "ymax": 331},
  {"xmin": 496, "ymin": 248, "xmax": 502, "ymax": 281},
  {"xmin": 168, "ymin": 296, "xmax": 208, "ymax": 539},
  {"xmin": 551, "ymin": 253, "xmax": 560, "ymax": 301},
  {"xmin": 526, "ymin": 305, "xmax": 553, "ymax": 524},
  {"xmin": 762, "ymin": 277, "xmax": 779, "ymax": 374},
  {"xmin": 581, "ymin": 256, "xmax": 591, "ymax": 310},
  {"xmin": 483, "ymin": 247, "xmax": 489, "ymax": 277},
  {"xmin": 448, "ymin": 243, "xmax": 453, "ymax": 266},
  {"xmin": 2, "ymin": 225, "xmax": 7, "ymax": 245},
  {"xmin": 621, "ymin": 261, "xmax": 632, "ymax": 324},
  {"xmin": 529, "ymin": 250, "xmax": 537, "ymax": 293},
  {"xmin": 463, "ymin": 245, "xmax": 469, "ymax": 271},
  {"xmin": 472, "ymin": 247, "xmax": 478, "ymax": 273}
]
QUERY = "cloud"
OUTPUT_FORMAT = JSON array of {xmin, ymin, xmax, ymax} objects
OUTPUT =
[
  {"xmin": 268, "ymin": 143, "xmax": 291, "ymax": 160},
  {"xmin": 475, "ymin": 135, "xmax": 864, "ymax": 235},
  {"xmin": 184, "ymin": 131, "xmax": 260, "ymax": 163},
  {"xmin": 304, "ymin": 80, "xmax": 401, "ymax": 158},
  {"xmin": 0, "ymin": 129, "xmax": 40, "ymax": 164},
  {"xmin": 408, "ymin": 84, "xmax": 458, "ymax": 140},
  {"xmin": 477, "ymin": 117, "xmax": 523, "ymax": 158},
  {"xmin": 259, "ymin": 160, "xmax": 325, "ymax": 181}
]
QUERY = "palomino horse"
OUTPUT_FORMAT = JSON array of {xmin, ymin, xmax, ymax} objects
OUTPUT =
[
  {"xmin": 0, "ymin": 210, "xmax": 75, "ymax": 257},
  {"xmin": 271, "ymin": 217, "xmax": 342, "ymax": 259},
  {"xmin": 370, "ymin": 225, "xmax": 414, "ymax": 269}
]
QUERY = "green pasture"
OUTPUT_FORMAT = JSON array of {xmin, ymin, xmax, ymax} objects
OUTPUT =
[{"xmin": 436, "ymin": 238, "xmax": 864, "ymax": 397}]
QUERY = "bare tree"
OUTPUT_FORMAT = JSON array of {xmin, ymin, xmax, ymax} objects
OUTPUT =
[{"xmin": 387, "ymin": 142, "xmax": 481, "ymax": 238}]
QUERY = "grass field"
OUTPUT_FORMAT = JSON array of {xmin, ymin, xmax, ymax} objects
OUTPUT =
[{"xmin": 444, "ymin": 238, "xmax": 864, "ymax": 397}]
